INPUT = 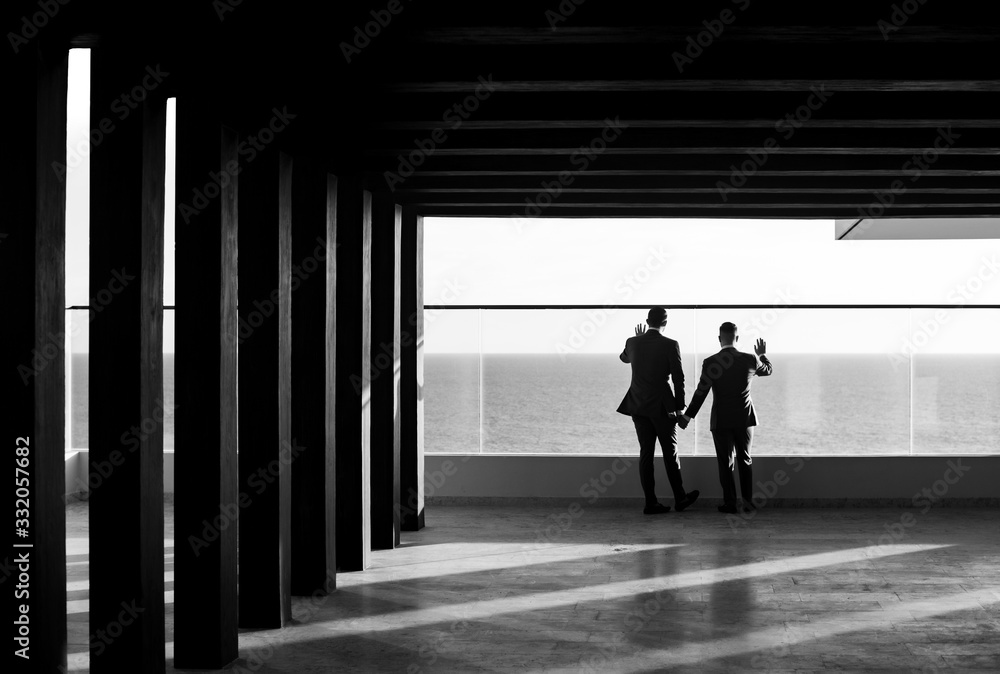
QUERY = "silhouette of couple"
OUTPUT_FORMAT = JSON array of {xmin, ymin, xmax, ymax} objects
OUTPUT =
[{"xmin": 617, "ymin": 307, "xmax": 773, "ymax": 515}]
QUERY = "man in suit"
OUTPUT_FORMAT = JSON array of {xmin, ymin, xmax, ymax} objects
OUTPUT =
[
  {"xmin": 680, "ymin": 322, "xmax": 772, "ymax": 514},
  {"xmin": 617, "ymin": 307, "xmax": 700, "ymax": 515}
]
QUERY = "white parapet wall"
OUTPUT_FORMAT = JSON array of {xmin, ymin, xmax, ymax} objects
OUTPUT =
[
  {"xmin": 65, "ymin": 449, "xmax": 177, "ymax": 500},
  {"xmin": 64, "ymin": 451, "xmax": 998, "ymax": 505},
  {"xmin": 421, "ymin": 454, "xmax": 999, "ymax": 505}
]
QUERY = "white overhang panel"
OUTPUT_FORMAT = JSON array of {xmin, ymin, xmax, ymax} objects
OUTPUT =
[{"xmin": 835, "ymin": 218, "xmax": 1000, "ymax": 240}]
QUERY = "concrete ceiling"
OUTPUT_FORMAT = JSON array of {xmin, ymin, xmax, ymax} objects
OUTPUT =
[{"xmin": 52, "ymin": 1, "xmax": 1000, "ymax": 220}]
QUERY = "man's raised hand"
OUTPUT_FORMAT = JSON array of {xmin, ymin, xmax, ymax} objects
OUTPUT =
[
  {"xmin": 634, "ymin": 324, "xmax": 647, "ymax": 336},
  {"xmin": 754, "ymin": 338, "xmax": 766, "ymax": 356}
]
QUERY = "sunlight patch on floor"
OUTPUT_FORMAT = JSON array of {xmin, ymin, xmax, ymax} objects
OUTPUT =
[
  {"xmin": 303, "ymin": 544, "xmax": 951, "ymax": 637},
  {"xmin": 551, "ymin": 586, "xmax": 1000, "ymax": 674}
]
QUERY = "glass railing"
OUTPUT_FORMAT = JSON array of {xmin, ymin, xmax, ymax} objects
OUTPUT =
[{"xmin": 423, "ymin": 305, "xmax": 1000, "ymax": 456}]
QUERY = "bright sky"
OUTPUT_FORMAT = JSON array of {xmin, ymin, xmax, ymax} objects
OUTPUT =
[
  {"xmin": 424, "ymin": 218, "xmax": 1000, "ymax": 355},
  {"xmin": 66, "ymin": 49, "xmax": 176, "ymax": 352},
  {"xmin": 63, "ymin": 48, "xmax": 1000, "ymax": 357}
]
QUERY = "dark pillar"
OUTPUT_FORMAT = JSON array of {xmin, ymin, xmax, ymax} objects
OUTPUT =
[
  {"xmin": 5, "ymin": 42, "xmax": 68, "ymax": 673},
  {"xmin": 290, "ymin": 159, "xmax": 337, "ymax": 595},
  {"xmin": 173, "ymin": 104, "xmax": 239, "ymax": 667},
  {"xmin": 88, "ymin": 50, "xmax": 166, "ymax": 673},
  {"xmin": 335, "ymin": 177, "xmax": 372, "ymax": 571},
  {"xmin": 399, "ymin": 208, "xmax": 425, "ymax": 531},
  {"xmin": 238, "ymin": 151, "xmax": 293, "ymax": 627},
  {"xmin": 371, "ymin": 194, "xmax": 402, "ymax": 549}
]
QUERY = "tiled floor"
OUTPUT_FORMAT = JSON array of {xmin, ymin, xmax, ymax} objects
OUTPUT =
[{"xmin": 65, "ymin": 501, "xmax": 999, "ymax": 672}]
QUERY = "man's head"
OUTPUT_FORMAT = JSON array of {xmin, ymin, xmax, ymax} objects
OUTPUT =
[
  {"xmin": 719, "ymin": 321, "xmax": 738, "ymax": 346},
  {"xmin": 646, "ymin": 307, "xmax": 668, "ymax": 330}
]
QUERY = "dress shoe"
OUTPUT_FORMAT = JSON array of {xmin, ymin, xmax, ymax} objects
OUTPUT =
[
  {"xmin": 643, "ymin": 503, "xmax": 671, "ymax": 515},
  {"xmin": 742, "ymin": 501, "xmax": 757, "ymax": 514},
  {"xmin": 717, "ymin": 504, "xmax": 739, "ymax": 514},
  {"xmin": 674, "ymin": 490, "xmax": 700, "ymax": 512}
]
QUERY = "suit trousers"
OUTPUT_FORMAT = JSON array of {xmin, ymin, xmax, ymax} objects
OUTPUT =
[
  {"xmin": 631, "ymin": 414, "xmax": 686, "ymax": 505},
  {"xmin": 711, "ymin": 426, "xmax": 754, "ymax": 506}
]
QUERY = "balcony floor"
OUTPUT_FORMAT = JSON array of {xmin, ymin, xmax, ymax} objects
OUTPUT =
[{"xmin": 65, "ymin": 501, "xmax": 1000, "ymax": 672}]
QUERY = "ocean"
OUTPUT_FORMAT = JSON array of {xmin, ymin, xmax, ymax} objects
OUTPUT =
[
  {"xmin": 424, "ymin": 353, "xmax": 1000, "ymax": 455},
  {"xmin": 67, "ymin": 353, "xmax": 999, "ymax": 455}
]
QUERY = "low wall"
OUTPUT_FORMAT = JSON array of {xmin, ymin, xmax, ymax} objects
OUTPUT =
[
  {"xmin": 421, "ymin": 454, "xmax": 999, "ymax": 506},
  {"xmin": 65, "ymin": 449, "xmax": 177, "ymax": 500},
  {"xmin": 64, "ymin": 451, "xmax": 998, "ymax": 506}
]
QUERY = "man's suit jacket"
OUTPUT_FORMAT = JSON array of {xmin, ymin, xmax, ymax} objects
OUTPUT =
[
  {"xmin": 616, "ymin": 330, "xmax": 685, "ymax": 418},
  {"xmin": 684, "ymin": 347, "xmax": 772, "ymax": 430}
]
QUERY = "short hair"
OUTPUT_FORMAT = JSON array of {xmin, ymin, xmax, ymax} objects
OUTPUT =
[
  {"xmin": 720, "ymin": 322, "xmax": 738, "ymax": 337},
  {"xmin": 647, "ymin": 307, "xmax": 668, "ymax": 326}
]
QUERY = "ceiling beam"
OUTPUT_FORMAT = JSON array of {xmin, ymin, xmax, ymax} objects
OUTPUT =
[
  {"xmin": 398, "ymin": 196, "xmax": 1000, "ymax": 207},
  {"xmin": 384, "ymin": 80, "xmax": 1000, "ymax": 94},
  {"xmin": 370, "ymin": 119, "xmax": 1000, "ymax": 131},
  {"xmin": 371, "ymin": 146, "xmax": 1000, "ymax": 156},
  {"xmin": 403, "ymin": 26, "xmax": 1000, "ymax": 45},
  {"xmin": 397, "ymin": 188, "xmax": 1000, "ymax": 196},
  {"xmin": 362, "ymin": 92, "xmax": 1000, "ymax": 127},
  {"xmin": 391, "ymin": 175, "xmax": 1000, "ymax": 190},
  {"xmin": 408, "ymin": 206, "xmax": 1000, "ymax": 218},
  {"xmin": 368, "ymin": 128, "xmax": 1000, "ymax": 153},
  {"xmin": 368, "ymin": 154, "xmax": 1000, "ymax": 173}
]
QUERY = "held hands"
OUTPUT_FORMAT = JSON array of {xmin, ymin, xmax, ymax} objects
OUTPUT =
[
  {"xmin": 672, "ymin": 411, "xmax": 691, "ymax": 429},
  {"xmin": 634, "ymin": 324, "xmax": 647, "ymax": 336},
  {"xmin": 754, "ymin": 338, "xmax": 766, "ymax": 356}
]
